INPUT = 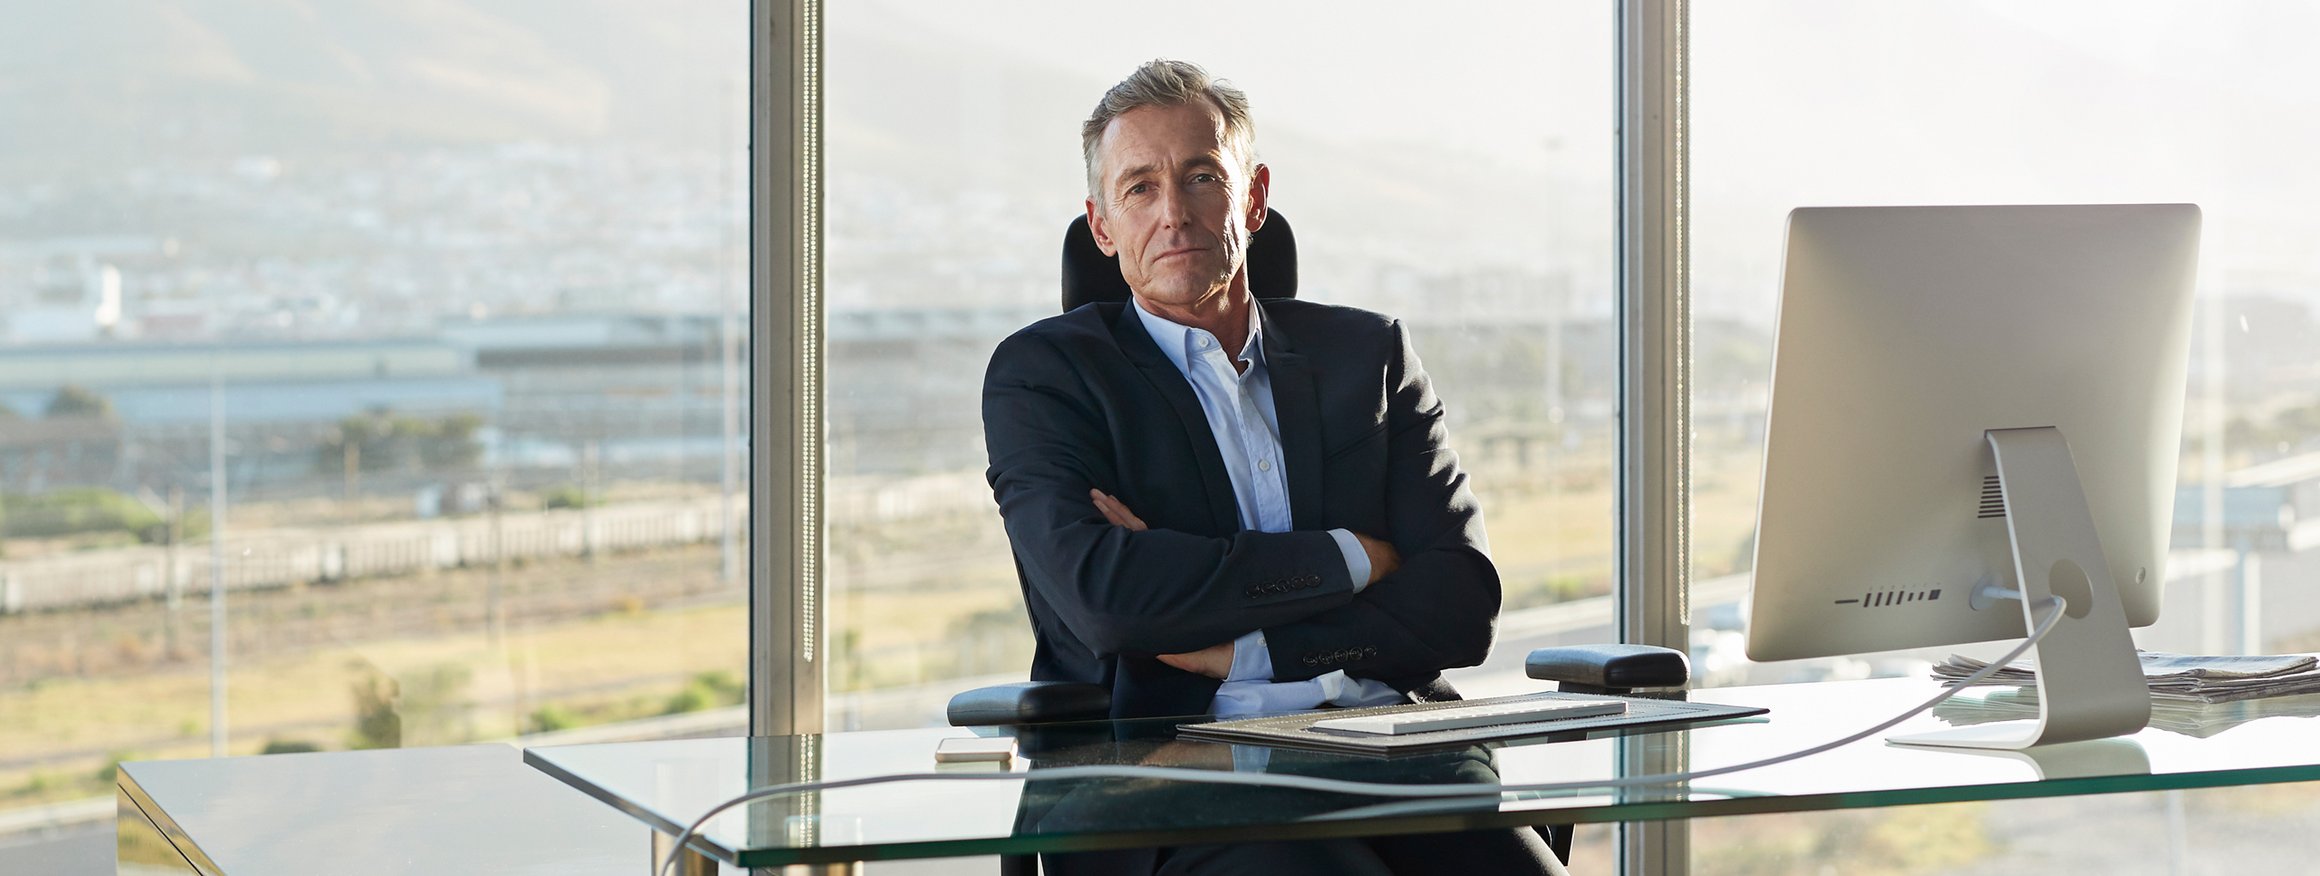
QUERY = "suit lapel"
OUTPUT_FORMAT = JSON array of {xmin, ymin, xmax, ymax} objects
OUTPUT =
[
  {"xmin": 1110, "ymin": 303, "xmax": 1239, "ymax": 534},
  {"xmin": 1260, "ymin": 301, "xmax": 1328, "ymax": 531}
]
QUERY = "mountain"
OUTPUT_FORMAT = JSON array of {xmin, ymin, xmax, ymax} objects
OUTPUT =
[{"xmin": 0, "ymin": 0, "xmax": 744, "ymax": 176}]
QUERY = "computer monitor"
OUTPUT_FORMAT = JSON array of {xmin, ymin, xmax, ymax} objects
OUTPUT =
[{"xmin": 1745, "ymin": 204, "xmax": 2202, "ymax": 750}]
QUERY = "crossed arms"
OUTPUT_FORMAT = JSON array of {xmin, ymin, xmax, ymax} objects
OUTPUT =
[
  {"xmin": 1086, "ymin": 487, "xmax": 1401, "ymax": 677},
  {"xmin": 982, "ymin": 313, "xmax": 1500, "ymax": 684}
]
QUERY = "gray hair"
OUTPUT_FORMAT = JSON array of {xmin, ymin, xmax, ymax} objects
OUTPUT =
[{"xmin": 1081, "ymin": 59, "xmax": 1258, "ymax": 201}]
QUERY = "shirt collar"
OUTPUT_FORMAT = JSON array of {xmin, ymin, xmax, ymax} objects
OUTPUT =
[{"xmin": 1131, "ymin": 296, "xmax": 1266, "ymax": 377}]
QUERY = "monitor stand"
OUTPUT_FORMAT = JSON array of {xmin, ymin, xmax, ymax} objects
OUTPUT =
[{"xmin": 1887, "ymin": 427, "xmax": 2152, "ymax": 750}]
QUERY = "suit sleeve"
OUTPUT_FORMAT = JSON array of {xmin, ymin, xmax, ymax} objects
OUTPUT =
[
  {"xmin": 1261, "ymin": 320, "xmax": 1501, "ymax": 682},
  {"xmin": 983, "ymin": 331, "xmax": 1360, "ymax": 657}
]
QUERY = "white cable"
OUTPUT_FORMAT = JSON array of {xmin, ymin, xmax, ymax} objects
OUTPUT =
[{"xmin": 654, "ymin": 598, "xmax": 2066, "ymax": 876}]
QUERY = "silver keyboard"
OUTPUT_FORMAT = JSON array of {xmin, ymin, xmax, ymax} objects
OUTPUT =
[{"xmin": 1308, "ymin": 698, "xmax": 1629, "ymax": 736}]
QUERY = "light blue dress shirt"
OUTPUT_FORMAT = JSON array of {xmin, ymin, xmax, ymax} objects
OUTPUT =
[{"xmin": 1130, "ymin": 299, "xmax": 1408, "ymax": 717}]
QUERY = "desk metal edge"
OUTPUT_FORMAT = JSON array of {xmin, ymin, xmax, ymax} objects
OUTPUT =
[{"xmin": 117, "ymin": 766, "xmax": 227, "ymax": 876}]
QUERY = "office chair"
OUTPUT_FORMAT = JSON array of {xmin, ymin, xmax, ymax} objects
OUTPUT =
[{"xmin": 948, "ymin": 208, "xmax": 1687, "ymax": 872}]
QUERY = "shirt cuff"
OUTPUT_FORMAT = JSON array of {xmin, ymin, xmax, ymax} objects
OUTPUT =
[
  {"xmin": 1328, "ymin": 528, "xmax": 1373, "ymax": 593},
  {"xmin": 1213, "ymin": 678, "xmax": 1319, "ymax": 717},
  {"xmin": 1327, "ymin": 674, "xmax": 1410, "ymax": 708},
  {"xmin": 1226, "ymin": 629, "xmax": 1272, "ymax": 682}
]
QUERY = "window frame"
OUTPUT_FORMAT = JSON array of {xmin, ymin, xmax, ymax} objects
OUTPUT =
[
  {"xmin": 754, "ymin": 2, "xmax": 1695, "ymax": 871},
  {"xmin": 750, "ymin": 0, "xmax": 828, "ymax": 737},
  {"xmin": 1617, "ymin": 2, "xmax": 1693, "ymax": 873}
]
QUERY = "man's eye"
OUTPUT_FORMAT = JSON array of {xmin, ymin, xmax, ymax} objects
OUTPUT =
[
  {"xmin": 1126, "ymin": 183, "xmax": 1150, "ymax": 195},
  {"xmin": 1192, "ymin": 173, "xmax": 1219, "ymax": 183}
]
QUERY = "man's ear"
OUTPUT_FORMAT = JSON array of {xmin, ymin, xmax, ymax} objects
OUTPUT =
[
  {"xmin": 1244, "ymin": 163, "xmax": 1271, "ymax": 233},
  {"xmin": 1084, "ymin": 198, "xmax": 1118, "ymax": 257}
]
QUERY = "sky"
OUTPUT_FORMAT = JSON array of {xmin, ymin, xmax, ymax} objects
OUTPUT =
[
  {"xmin": 8, "ymin": 0, "xmax": 2317, "ymax": 325},
  {"xmin": 840, "ymin": 0, "xmax": 2320, "ymax": 321}
]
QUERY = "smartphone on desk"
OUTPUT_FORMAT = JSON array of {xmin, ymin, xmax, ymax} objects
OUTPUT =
[{"xmin": 935, "ymin": 736, "xmax": 1017, "ymax": 769}]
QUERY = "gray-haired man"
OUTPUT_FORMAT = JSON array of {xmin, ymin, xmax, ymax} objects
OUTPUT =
[{"xmin": 982, "ymin": 59, "xmax": 1567, "ymax": 875}]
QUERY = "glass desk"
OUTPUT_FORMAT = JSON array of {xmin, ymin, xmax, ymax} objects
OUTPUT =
[
  {"xmin": 118, "ymin": 744, "xmax": 642, "ymax": 875},
  {"xmin": 524, "ymin": 677, "xmax": 2320, "ymax": 869}
]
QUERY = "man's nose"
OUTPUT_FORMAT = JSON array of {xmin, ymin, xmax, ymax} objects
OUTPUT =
[{"xmin": 1157, "ymin": 183, "xmax": 1193, "ymax": 229}]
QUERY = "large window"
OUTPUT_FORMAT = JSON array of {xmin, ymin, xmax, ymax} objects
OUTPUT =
[
  {"xmin": 1690, "ymin": 2, "xmax": 2320, "ymax": 871},
  {"xmin": 0, "ymin": 4, "xmax": 748, "ymax": 869},
  {"xmin": 821, "ymin": 1, "xmax": 1621, "ymax": 728}
]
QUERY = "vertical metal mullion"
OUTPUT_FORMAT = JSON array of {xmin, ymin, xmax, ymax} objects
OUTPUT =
[
  {"xmin": 1618, "ymin": 0, "xmax": 1690, "ymax": 874},
  {"xmin": 750, "ymin": 0, "xmax": 826, "ymax": 739},
  {"xmin": 1618, "ymin": 0, "xmax": 1690, "ymax": 655}
]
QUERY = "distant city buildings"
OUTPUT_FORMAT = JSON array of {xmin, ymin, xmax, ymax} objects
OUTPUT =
[{"xmin": 4, "ymin": 141, "xmax": 2317, "ymax": 509}]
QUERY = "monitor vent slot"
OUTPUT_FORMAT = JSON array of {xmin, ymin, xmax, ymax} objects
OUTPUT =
[
  {"xmin": 1835, "ymin": 587, "xmax": 1943, "ymax": 607},
  {"xmin": 1978, "ymin": 475, "xmax": 2006, "ymax": 519}
]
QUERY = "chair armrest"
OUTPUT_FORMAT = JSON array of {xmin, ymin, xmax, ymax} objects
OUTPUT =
[
  {"xmin": 946, "ymin": 681, "xmax": 1112, "ymax": 726},
  {"xmin": 1525, "ymin": 644, "xmax": 1689, "ymax": 694}
]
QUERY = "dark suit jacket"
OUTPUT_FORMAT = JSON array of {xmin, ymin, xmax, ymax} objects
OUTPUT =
[{"xmin": 982, "ymin": 297, "xmax": 1500, "ymax": 719}]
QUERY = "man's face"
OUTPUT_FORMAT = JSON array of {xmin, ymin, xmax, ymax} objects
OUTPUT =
[{"xmin": 1086, "ymin": 101, "xmax": 1268, "ymax": 310}]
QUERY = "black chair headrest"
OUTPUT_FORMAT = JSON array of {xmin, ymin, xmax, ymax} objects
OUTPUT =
[{"xmin": 1060, "ymin": 207, "xmax": 1298, "ymax": 314}]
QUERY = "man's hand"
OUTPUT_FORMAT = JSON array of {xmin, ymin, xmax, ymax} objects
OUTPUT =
[
  {"xmin": 1354, "ymin": 532, "xmax": 1401, "ymax": 586},
  {"xmin": 1091, "ymin": 489, "xmax": 1147, "ymax": 531},
  {"xmin": 1095, "ymin": 490, "xmax": 1234, "ymax": 678},
  {"xmin": 1157, "ymin": 641, "xmax": 1234, "ymax": 679}
]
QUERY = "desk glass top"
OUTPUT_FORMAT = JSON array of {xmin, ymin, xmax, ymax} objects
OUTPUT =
[
  {"xmin": 523, "ymin": 678, "xmax": 2320, "ymax": 867},
  {"xmin": 120, "ymin": 744, "xmax": 640, "ymax": 875}
]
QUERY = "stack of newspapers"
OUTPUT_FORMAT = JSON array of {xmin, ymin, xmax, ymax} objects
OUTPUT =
[
  {"xmin": 1930, "ymin": 651, "xmax": 2320, "ymax": 705},
  {"xmin": 1929, "ymin": 686, "xmax": 2320, "ymax": 738}
]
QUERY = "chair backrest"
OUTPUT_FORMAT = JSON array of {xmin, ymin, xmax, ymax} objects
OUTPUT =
[{"xmin": 1059, "ymin": 208, "xmax": 1298, "ymax": 313}]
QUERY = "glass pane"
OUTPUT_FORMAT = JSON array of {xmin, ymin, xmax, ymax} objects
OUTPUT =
[
  {"xmin": 521, "ymin": 678, "xmax": 2320, "ymax": 865},
  {"xmin": 1694, "ymin": 785, "xmax": 2320, "ymax": 876},
  {"xmin": 1693, "ymin": 1, "xmax": 2320, "ymax": 869},
  {"xmin": 823, "ymin": 1, "xmax": 1618, "ymax": 730},
  {"xmin": 0, "ymin": 3, "xmax": 748, "ymax": 868}
]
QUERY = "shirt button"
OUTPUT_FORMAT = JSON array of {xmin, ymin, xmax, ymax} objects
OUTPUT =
[
  {"xmin": 1197, "ymin": 336, "xmax": 1212, "ymax": 348},
  {"xmin": 1257, "ymin": 459, "xmax": 1272, "ymax": 472}
]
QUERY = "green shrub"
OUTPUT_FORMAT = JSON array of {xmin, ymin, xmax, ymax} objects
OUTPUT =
[
  {"xmin": 315, "ymin": 411, "xmax": 485, "ymax": 475},
  {"xmin": 663, "ymin": 671, "xmax": 745, "ymax": 715},
  {"xmin": 662, "ymin": 685, "xmax": 713, "ymax": 715},
  {"xmin": 348, "ymin": 672, "xmax": 402, "ymax": 750},
  {"xmin": 0, "ymin": 488, "xmax": 162, "ymax": 541},
  {"xmin": 46, "ymin": 385, "xmax": 115, "ymax": 419},
  {"xmin": 691, "ymin": 670, "xmax": 744, "ymax": 703},
  {"xmin": 527, "ymin": 705, "xmax": 581, "ymax": 734},
  {"xmin": 93, "ymin": 750, "xmax": 139, "ymax": 785},
  {"xmin": 542, "ymin": 484, "xmax": 591, "ymax": 510},
  {"xmin": 347, "ymin": 664, "xmax": 476, "ymax": 749}
]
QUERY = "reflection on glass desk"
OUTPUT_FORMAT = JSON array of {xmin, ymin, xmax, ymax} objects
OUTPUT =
[{"xmin": 522, "ymin": 677, "xmax": 2320, "ymax": 868}]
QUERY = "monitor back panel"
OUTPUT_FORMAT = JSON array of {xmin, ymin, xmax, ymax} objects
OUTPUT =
[{"xmin": 1747, "ymin": 204, "xmax": 2201, "ymax": 662}]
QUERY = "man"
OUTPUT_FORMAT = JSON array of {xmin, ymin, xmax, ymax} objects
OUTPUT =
[{"xmin": 982, "ymin": 60, "xmax": 1563, "ymax": 875}]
